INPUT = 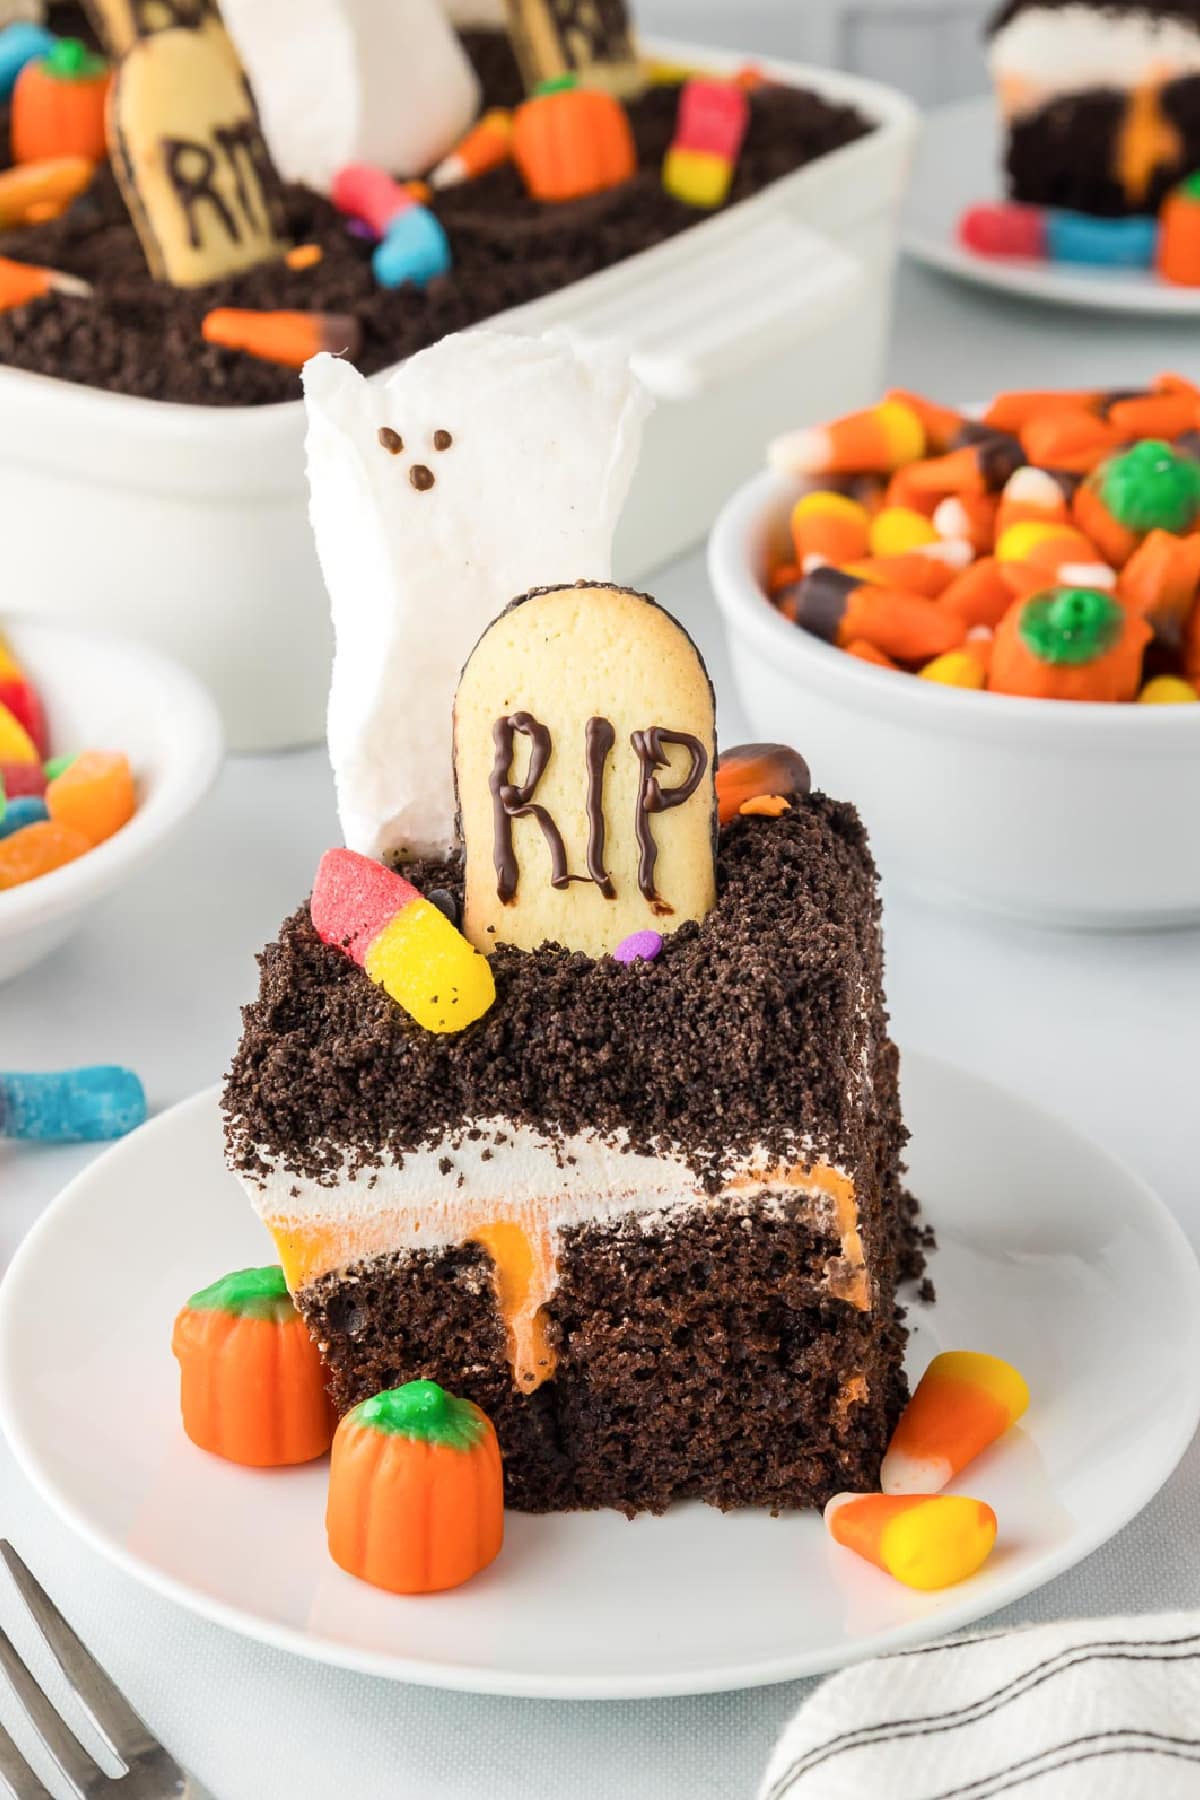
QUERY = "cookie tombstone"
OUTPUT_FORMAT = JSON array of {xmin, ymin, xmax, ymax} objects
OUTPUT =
[
  {"xmin": 89, "ymin": 0, "xmax": 288, "ymax": 285},
  {"xmin": 455, "ymin": 583, "xmax": 717, "ymax": 958}
]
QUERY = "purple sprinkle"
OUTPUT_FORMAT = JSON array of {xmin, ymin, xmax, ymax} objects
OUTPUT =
[
  {"xmin": 612, "ymin": 930, "xmax": 663, "ymax": 965},
  {"xmin": 345, "ymin": 216, "xmax": 378, "ymax": 241}
]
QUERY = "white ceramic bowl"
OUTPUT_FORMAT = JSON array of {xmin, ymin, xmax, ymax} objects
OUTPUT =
[
  {"xmin": 708, "ymin": 469, "xmax": 1200, "ymax": 930},
  {"xmin": 0, "ymin": 42, "xmax": 917, "ymax": 752},
  {"xmin": 0, "ymin": 619, "xmax": 223, "ymax": 983}
]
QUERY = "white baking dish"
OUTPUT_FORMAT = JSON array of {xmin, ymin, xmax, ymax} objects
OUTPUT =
[{"xmin": 0, "ymin": 42, "xmax": 917, "ymax": 750}]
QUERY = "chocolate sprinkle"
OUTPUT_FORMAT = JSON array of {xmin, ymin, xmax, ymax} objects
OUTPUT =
[
  {"xmin": 409, "ymin": 464, "xmax": 435, "ymax": 490},
  {"xmin": 0, "ymin": 32, "xmax": 870, "ymax": 405},
  {"xmin": 378, "ymin": 426, "xmax": 403, "ymax": 453},
  {"xmin": 433, "ymin": 428, "xmax": 453, "ymax": 451}
]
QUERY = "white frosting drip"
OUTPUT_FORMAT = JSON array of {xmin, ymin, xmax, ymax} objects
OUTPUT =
[{"xmin": 990, "ymin": 5, "xmax": 1200, "ymax": 112}]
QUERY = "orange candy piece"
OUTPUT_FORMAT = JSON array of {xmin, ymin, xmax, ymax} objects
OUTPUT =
[
  {"xmin": 790, "ymin": 491, "xmax": 871, "ymax": 569},
  {"xmin": 844, "ymin": 638, "xmax": 899, "ymax": 670},
  {"xmin": 715, "ymin": 743, "xmax": 811, "ymax": 824},
  {"xmin": 0, "ymin": 820, "xmax": 89, "ymax": 889},
  {"xmin": 327, "ymin": 1381, "xmax": 504, "ymax": 1594},
  {"xmin": 45, "ymin": 749, "xmax": 135, "ymax": 846},
  {"xmin": 937, "ymin": 558, "xmax": 1014, "ymax": 630},
  {"xmin": 173, "ymin": 1267, "xmax": 337, "ymax": 1468},
  {"xmin": 1119, "ymin": 529, "xmax": 1200, "ymax": 631},
  {"xmin": 882, "ymin": 1351, "xmax": 1029, "ymax": 1494},
  {"xmin": 825, "ymin": 1492, "xmax": 998, "ymax": 1590},
  {"xmin": 1020, "ymin": 411, "xmax": 1124, "ymax": 475}
]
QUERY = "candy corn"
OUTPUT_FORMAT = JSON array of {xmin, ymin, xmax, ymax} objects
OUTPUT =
[
  {"xmin": 790, "ymin": 491, "xmax": 871, "ymax": 570},
  {"xmin": 762, "ymin": 377, "xmax": 1200, "ymax": 703},
  {"xmin": 882, "ymin": 1351, "xmax": 1029, "ymax": 1494},
  {"xmin": 995, "ymin": 464, "xmax": 1068, "ymax": 541},
  {"xmin": 825, "ymin": 1492, "xmax": 998, "ymax": 1591},
  {"xmin": 311, "ymin": 848, "xmax": 495, "ymax": 1034},
  {"xmin": 1119, "ymin": 529, "xmax": 1200, "ymax": 632},
  {"xmin": 1139, "ymin": 674, "xmax": 1199, "ymax": 702},
  {"xmin": 769, "ymin": 400, "xmax": 925, "ymax": 478},
  {"xmin": 431, "ymin": 109, "xmax": 512, "ymax": 188},
  {"xmin": 202, "ymin": 308, "xmax": 361, "ymax": 370},
  {"xmin": 0, "ymin": 155, "xmax": 93, "ymax": 227},
  {"xmin": 714, "ymin": 744, "xmax": 811, "ymax": 824},
  {"xmin": 932, "ymin": 558, "xmax": 1011, "ymax": 631},
  {"xmin": 919, "ymin": 648, "xmax": 986, "ymax": 689},
  {"xmin": 662, "ymin": 78, "xmax": 750, "ymax": 209},
  {"xmin": 0, "ymin": 254, "xmax": 90, "ymax": 314},
  {"xmin": 785, "ymin": 567, "xmax": 967, "ymax": 662}
]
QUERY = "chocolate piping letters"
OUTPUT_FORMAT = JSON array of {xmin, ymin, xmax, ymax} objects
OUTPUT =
[{"xmin": 630, "ymin": 727, "xmax": 708, "ymax": 908}]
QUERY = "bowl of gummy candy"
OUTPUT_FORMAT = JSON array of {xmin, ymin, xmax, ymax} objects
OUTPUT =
[
  {"xmin": 708, "ymin": 376, "xmax": 1200, "ymax": 928},
  {"xmin": 0, "ymin": 617, "xmax": 222, "ymax": 982}
]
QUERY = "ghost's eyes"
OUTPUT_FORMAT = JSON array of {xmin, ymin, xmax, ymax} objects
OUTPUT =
[{"xmin": 377, "ymin": 424, "xmax": 452, "ymax": 491}]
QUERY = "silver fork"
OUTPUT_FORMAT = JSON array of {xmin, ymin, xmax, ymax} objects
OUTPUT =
[{"xmin": 0, "ymin": 1543, "xmax": 214, "ymax": 1800}]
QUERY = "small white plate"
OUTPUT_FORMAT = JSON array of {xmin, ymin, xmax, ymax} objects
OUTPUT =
[
  {"xmin": 903, "ymin": 96, "xmax": 1200, "ymax": 316},
  {"xmin": 1, "ymin": 1052, "xmax": 1198, "ymax": 1700}
]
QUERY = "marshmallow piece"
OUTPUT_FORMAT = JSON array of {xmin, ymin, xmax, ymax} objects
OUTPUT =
[
  {"xmin": 303, "ymin": 329, "xmax": 651, "ymax": 862},
  {"xmin": 438, "ymin": 0, "xmax": 506, "ymax": 26},
  {"xmin": 221, "ymin": 0, "xmax": 480, "ymax": 191}
]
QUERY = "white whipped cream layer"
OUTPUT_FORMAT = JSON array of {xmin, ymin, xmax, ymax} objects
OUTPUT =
[
  {"xmin": 241, "ymin": 1116, "xmax": 843, "ymax": 1248},
  {"xmin": 990, "ymin": 5, "xmax": 1200, "ymax": 113}
]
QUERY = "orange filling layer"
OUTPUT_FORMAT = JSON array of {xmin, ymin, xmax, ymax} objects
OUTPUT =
[{"xmin": 268, "ymin": 1158, "xmax": 864, "ymax": 1395}]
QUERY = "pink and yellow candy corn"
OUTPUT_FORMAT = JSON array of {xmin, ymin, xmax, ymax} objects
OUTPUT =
[
  {"xmin": 882, "ymin": 1350, "xmax": 1029, "ymax": 1495},
  {"xmin": 311, "ymin": 848, "xmax": 494, "ymax": 1035},
  {"xmin": 0, "ymin": 633, "xmax": 47, "ymax": 757},
  {"xmin": 663, "ymin": 78, "xmax": 750, "ymax": 209},
  {"xmin": 825, "ymin": 1492, "xmax": 998, "ymax": 1591}
]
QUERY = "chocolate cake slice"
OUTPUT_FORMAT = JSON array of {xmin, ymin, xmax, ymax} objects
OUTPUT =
[
  {"xmin": 223, "ymin": 794, "xmax": 923, "ymax": 1515},
  {"xmin": 987, "ymin": 0, "xmax": 1200, "ymax": 216}
]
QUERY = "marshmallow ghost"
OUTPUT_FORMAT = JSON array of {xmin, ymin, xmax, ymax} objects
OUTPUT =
[
  {"xmin": 220, "ymin": 0, "xmax": 479, "ymax": 191},
  {"xmin": 303, "ymin": 330, "xmax": 651, "ymax": 862}
]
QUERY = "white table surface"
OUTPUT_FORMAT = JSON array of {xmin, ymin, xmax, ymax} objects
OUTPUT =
[{"xmin": 3, "ymin": 258, "xmax": 1200, "ymax": 1799}]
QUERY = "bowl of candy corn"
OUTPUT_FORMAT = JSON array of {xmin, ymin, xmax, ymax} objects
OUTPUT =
[
  {"xmin": 708, "ymin": 380, "xmax": 1200, "ymax": 929},
  {"xmin": 0, "ymin": 617, "xmax": 222, "ymax": 982}
]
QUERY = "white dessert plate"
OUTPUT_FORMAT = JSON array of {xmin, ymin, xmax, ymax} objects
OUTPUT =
[
  {"xmin": 903, "ymin": 96, "xmax": 1200, "ymax": 315},
  {"xmin": 1, "ymin": 1050, "xmax": 1198, "ymax": 1700}
]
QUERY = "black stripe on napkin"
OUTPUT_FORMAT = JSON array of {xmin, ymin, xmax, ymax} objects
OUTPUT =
[
  {"xmin": 931, "ymin": 1730, "xmax": 1200, "ymax": 1800},
  {"xmin": 765, "ymin": 1641, "xmax": 1200, "ymax": 1800}
]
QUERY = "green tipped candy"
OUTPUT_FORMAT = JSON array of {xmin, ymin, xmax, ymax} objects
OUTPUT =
[
  {"xmin": 187, "ymin": 1265, "xmax": 296, "ymax": 1323},
  {"xmin": 1098, "ymin": 439, "xmax": 1200, "ymax": 535},
  {"xmin": 352, "ymin": 1380, "xmax": 487, "ymax": 1450},
  {"xmin": 44, "ymin": 37, "xmax": 106, "ymax": 80},
  {"xmin": 533, "ymin": 73, "xmax": 578, "ymax": 95},
  {"xmin": 1018, "ymin": 586, "xmax": 1124, "ymax": 666}
]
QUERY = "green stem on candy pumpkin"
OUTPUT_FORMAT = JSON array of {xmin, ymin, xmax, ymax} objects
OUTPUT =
[
  {"xmin": 187, "ymin": 1265, "xmax": 297, "ymax": 1323},
  {"xmin": 351, "ymin": 1380, "xmax": 487, "ymax": 1451}
]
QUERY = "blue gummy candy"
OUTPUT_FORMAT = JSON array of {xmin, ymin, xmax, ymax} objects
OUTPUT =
[
  {"xmin": 373, "ymin": 207, "xmax": 452, "ymax": 289},
  {"xmin": 0, "ymin": 23, "xmax": 55, "ymax": 101},
  {"xmin": 0, "ymin": 1067, "xmax": 147, "ymax": 1143},
  {"xmin": 1046, "ymin": 211, "xmax": 1158, "ymax": 271},
  {"xmin": 0, "ymin": 795, "xmax": 48, "ymax": 841}
]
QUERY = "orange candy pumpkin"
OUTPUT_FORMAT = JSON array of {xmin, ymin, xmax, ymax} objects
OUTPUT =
[
  {"xmin": 172, "ymin": 1266, "xmax": 337, "ymax": 1467},
  {"xmin": 989, "ymin": 585, "xmax": 1151, "ymax": 702},
  {"xmin": 327, "ymin": 1380, "xmax": 504, "ymax": 1594},
  {"xmin": 512, "ymin": 76, "xmax": 636, "ymax": 203},
  {"xmin": 715, "ymin": 742, "xmax": 811, "ymax": 824},
  {"xmin": 11, "ymin": 40, "xmax": 110, "ymax": 167}
]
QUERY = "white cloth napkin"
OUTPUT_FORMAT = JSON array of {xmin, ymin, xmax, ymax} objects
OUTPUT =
[{"xmin": 759, "ymin": 1614, "xmax": 1200, "ymax": 1799}]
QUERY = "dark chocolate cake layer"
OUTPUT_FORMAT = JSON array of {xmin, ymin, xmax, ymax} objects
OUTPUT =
[
  {"xmin": 225, "ymin": 797, "xmax": 927, "ymax": 1514},
  {"xmin": 0, "ymin": 33, "xmax": 870, "ymax": 405},
  {"xmin": 1002, "ymin": 76, "xmax": 1200, "ymax": 215}
]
